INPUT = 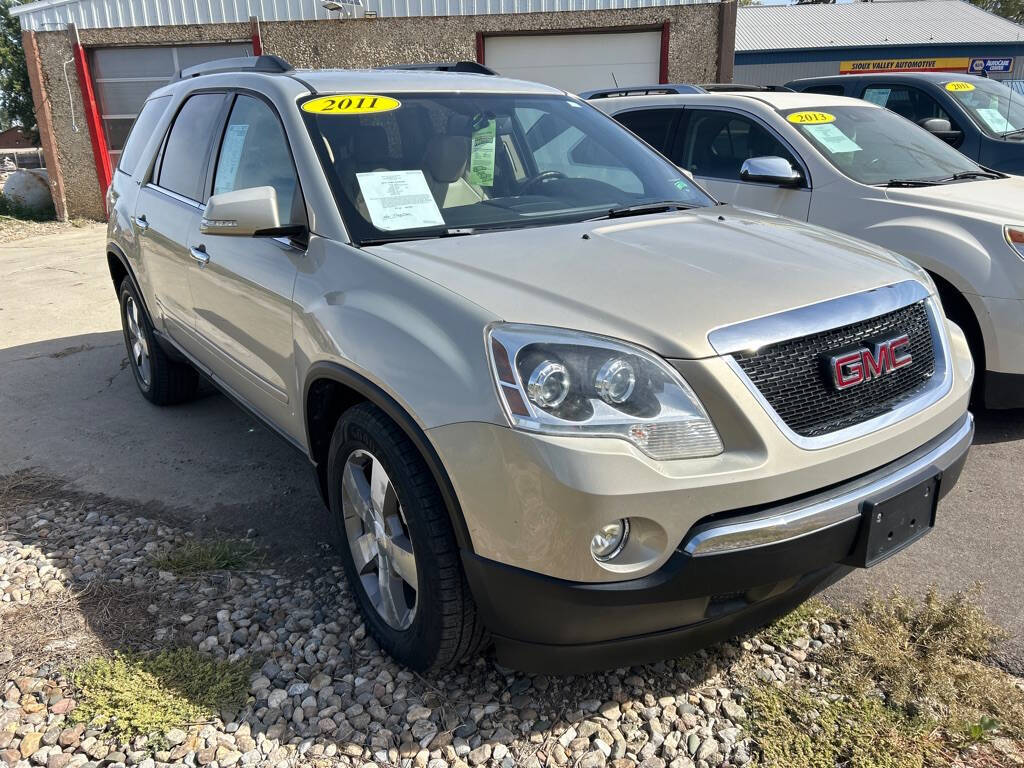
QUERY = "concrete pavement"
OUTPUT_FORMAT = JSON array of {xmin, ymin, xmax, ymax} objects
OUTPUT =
[{"xmin": 2, "ymin": 225, "xmax": 1022, "ymax": 670}]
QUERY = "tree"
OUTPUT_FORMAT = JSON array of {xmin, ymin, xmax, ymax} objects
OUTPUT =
[
  {"xmin": 0, "ymin": 0, "xmax": 36, "ymax": 141},
  {"xmin": 968, "ymin": 0, "xmax": 1024, "ymax": 24}
]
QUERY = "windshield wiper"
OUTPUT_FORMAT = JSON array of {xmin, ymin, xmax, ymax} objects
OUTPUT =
[
  {"xmin": 1001, "ymin": 127, "xmax": 1024, "ymax": 138},
  {"xmin": 883, "ymin": 179, "xmax": 943, "ymax": 187},
  {"xmin": 599, "ymin": 201, "xmax": 695, "ymax": 220},
  {"xmin": 935, "ymin": 170, "xmax": 1003, "ymax": 181}
]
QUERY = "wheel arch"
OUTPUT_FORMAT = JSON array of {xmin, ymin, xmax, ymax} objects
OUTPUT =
[
  {"xmin": 106, "ymin": 243, "xmax": 153, "ymax": 318},
  {"xmin": 303, "ymin": 361, "xmax": 474, "ymax": 552},
  {"xmin": 928, "ymin": 269, "xmax": 987, "ymax": 372}
]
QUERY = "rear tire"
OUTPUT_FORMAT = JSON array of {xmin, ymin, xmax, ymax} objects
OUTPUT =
[
  {"xmin": 118, "ymin": 277, "xmax": 198, "ymax": 405},
  {"xmin": 327, "ymin": 402, "xmax": 485, "ymax": 670}
]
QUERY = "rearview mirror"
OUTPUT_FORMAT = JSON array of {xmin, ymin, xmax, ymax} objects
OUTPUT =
[
  {"xmin": 201, "ymin": 186, "xmax": 282, "ymax": 237},
  {"xmin": 918, "ymin": 118, "xmax": 963, "ymax": 145},
  {"xmin": 740, "ymin": 156, "xmax": 803, "ymax": 186}
]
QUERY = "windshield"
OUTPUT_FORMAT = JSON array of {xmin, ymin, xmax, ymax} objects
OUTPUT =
[
  {"xmin": 942, "ymin": 78, "xmax": 1024, "ymax": 139},
  {"xmin": 782, "ymin": 105, "xmax": 980, "ymax": 185},
  {"xmin": 301, "ymin": 92, "xmax": 714, "ymax": 244}
]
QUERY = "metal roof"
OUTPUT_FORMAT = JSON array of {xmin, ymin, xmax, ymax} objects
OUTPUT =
[
  {"xmin": 10, "ymin": 0, "xmax": 713, "ymax": 29},
  {"xmin": 737, "ymin": 0, "xmax": 1024, "ymax": 53}
]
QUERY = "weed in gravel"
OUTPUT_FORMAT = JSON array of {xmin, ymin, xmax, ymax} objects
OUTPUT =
[
  {"xmin": 151, "ymin": 538, "xmax": 262, "ymax": 576},
  {"xmin": 761, "ymin": 599, "xmax": 838, "ymax": 648},
  {"xmin": 70, "ymin": 648, "xmax": 251, "ymax": 744},
  {"xmin": 748, "ymin": 588, "xmax": 1024, "ymax": 767},
  {"xmin": 834, "ymin": 586, "xmax": 1024, "ymax": 742},
  {"xmin": 750, "ymin": 682, "xmax": 937, "ymax": 768}
]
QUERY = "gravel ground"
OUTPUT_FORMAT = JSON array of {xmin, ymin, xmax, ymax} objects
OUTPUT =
[
  {"xmin": 0, "ymin": 473, "xmax": 855, "ymax": 768},
  {"xmin": 0, "ymin": 218, "xmax": 77, "ymax": 244}
]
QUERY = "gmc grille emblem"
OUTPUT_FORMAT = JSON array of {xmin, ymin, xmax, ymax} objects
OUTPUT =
[{"xmin": 829, "ymin": 335, "xmax": 913, "ymax": 391}]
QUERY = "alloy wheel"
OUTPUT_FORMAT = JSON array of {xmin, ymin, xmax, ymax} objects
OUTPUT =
[
  {"xmin": 341, "ymin": 449, "xmax": 418, "ymax": 629},
  {"xmin": 124, "ymin": 295, "xmax": 151, "ymax": 387}
]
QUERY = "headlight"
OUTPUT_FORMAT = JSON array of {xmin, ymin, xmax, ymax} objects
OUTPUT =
[
  {"xmin": 1005, "ymin": 226, "xmax": 1024, "ymax": 260},
  {"xmin": 487, "ymin": 324, "xmax": 723, "ymax": 461}
]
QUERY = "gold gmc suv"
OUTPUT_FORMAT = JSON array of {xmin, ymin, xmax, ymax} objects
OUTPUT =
[{"xmin": 105, "ymin": 56, "xmax": 974, "ymax": 672}]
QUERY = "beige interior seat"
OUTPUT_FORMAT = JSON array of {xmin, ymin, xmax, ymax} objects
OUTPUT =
[{"xmin": 422, "ymin": 135, "xmax": 487, "ymax": 208}]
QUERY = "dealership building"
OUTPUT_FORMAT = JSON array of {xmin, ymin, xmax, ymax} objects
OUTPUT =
[
  {"xmin": 11, "ymin": 0, "xmax": 736, "ymax": 221},
  {"xmin": 735, "ymin": 0, "xmax": 1024, "ymax": 87}
]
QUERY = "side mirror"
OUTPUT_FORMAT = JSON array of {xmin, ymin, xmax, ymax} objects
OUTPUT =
[
  {"xmin": 918, "ymin": 117, "xmax": 963, "ymax": 144},
  {"xmin": 201, "ymin": 186, "xmax": 282, "ymax": 237},
  {"xmin": 740, "ymin": 156, "xmax": 803, "ymax": 186}
]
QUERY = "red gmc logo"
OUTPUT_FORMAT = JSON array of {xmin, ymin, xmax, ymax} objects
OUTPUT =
[{"xmin": 830, "ymin": 335, "xmax": 913, "ymax": 390}]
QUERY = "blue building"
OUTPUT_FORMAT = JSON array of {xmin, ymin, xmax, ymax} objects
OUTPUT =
[{"xmin": 735, "ymin": 0, "xmax": 1024, "ymax": 86}]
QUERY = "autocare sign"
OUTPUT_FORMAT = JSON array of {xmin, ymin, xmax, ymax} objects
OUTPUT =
[
  {"xmin": 838, "ymin": 57, "xmax": 969, "ymax": 75},
  {"xmin": 970, "ymin": 57, "xmax": 1015, "ymax": 74}
]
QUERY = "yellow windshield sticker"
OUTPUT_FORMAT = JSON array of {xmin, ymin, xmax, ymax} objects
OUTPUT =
[
  {"xmin": 787, "ymin": 111, "xmax": 835, "ymax": 125},
  {"xmin": 301, "ymin": 94, "xmax": 401, "ymax": 115},
  {"xmin": 945, "ymin": 81, "xmax": 975, "ymax": 92}
]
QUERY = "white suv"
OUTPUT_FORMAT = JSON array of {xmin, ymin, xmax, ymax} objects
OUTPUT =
[{"xmin": 595, "ymin": 88, "xmax": 1024, "ymax": 409}]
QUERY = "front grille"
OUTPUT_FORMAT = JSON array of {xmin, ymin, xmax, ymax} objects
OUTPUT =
[{"xmin": 733, "ymin": 301, "xmax": 936, "ymax": 438}]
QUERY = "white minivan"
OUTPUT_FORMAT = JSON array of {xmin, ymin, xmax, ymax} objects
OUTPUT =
[{"xmin": 594, "ymin": 89, "xmax": 1024, "ymax": 408}]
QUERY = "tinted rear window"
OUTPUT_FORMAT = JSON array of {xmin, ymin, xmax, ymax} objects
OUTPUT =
[
  {"xmin": 157, "ymin": 93, "xmax": 224, "ymax": 201},
  {"xmin": 118, "ymin": 95, "xmax": 170, "ymax": 176}
]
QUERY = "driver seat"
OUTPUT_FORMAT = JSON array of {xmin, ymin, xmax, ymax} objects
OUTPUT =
[{"xmin": 422, "ymin": 135, "xmax": 486, "ymax": 208}]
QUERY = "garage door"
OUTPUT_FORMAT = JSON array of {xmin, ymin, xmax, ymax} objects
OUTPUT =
[
  {"xmin": 90, "ymin": 43, "xmax": 251, "ymax": 168},
  {"xmin": 484, "ymin": 31, "xmax": 662, "ymax": 94}
]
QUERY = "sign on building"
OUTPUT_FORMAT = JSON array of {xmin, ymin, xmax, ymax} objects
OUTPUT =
[
  {"xmin": 839, "ymin": 57, "xmax": 969, "ymax": 75},
  {"xmin": 970, "ymin": 57, "xmax": 1014, "ymax": 74}
]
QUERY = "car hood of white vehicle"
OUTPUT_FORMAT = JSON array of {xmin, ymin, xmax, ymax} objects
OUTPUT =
[
  {"xmin": 884, "ymin": 175, "xmax": 1024, "ymax": 224},
  {"xmin": 366, "ymin": 206, "xmax": 920, "ymax": 359}
]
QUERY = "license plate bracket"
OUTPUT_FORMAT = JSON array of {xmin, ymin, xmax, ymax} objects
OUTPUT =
[{"xmin": 845, "ymin": 474, "xmax": 940, "ymax": 568}]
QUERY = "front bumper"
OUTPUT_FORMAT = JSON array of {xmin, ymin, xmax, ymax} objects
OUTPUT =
[{"xmin": 463, "ymin": 413, "xmax": 973, "ymax": 673}]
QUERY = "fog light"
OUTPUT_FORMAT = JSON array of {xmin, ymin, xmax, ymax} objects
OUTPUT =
[{"xmin": 591, "ymin": 518, "xmax": 630, "ymax": 561}]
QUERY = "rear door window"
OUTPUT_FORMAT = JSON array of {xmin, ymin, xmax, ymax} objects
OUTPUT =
[
  {"xmin": 118, "ymin": 95, "xmax": 170, "ymax": 176},
  {"xmin": 803, "ymin": 85, "xmax": 845, "ymax": 97},
  {"xmin": 156, "ymin": 92, "xmax": 226, "ymax": 202},
  {"xmin": 615, "ymin": 108, "xmax": 682, "ymax": 154}
]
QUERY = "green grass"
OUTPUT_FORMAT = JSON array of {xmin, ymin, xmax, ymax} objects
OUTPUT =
[
  {"xmin": 747, "ymin": 588, "xmax": 1024, "ymax": 767},
  {"xmin": 70, "ymin": 649, "xmax": 250, "ymax": 743},
  {"xmin": 151, "ymin": 539, "xmax": 262, "ymax": 576}
]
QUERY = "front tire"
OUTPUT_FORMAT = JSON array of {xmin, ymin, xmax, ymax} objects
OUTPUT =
[
  {"xmin": 118, "ymin": 277, "xmax": 198, "ymax": 405},
  {"xmin": 327, "ymin": 402, "xmax": 485, "ymax": 670}
]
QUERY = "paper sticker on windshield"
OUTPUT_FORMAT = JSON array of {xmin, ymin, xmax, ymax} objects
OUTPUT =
[
  {"xmin": 787, "ymin": 111, "xmax": 835, "ymax": 125},
  {"xmin": 976, "ymin": 107, "xmax": 1015, "ymax": 133},
  {"xmin": 302, "ymin": 94, "xmax": 401, "ymax": 115},
  {"xmin": 945, "ymin": 81, "xmax": 975, "ymax": 92},
  {"xmin": 467, "ymin": 119, "xmax": 496, "ymax": 187},
  {"xmin": 803, "ymin": 123, "xmax": 861, "ymax": 154},
  {"xmin": 356, "ymin": 170, "xmax": 444, "ymax": 231},
  {"xmin": 863, "ymin": 88, "xmax": 891, "ymax": 107}
]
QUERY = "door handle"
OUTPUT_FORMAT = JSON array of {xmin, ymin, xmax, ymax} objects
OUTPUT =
[
  {"xmin": 134, "ymin": 215, "xmax": 149, "ymax": 232},
  {"xmin": 190, "ymin": 246, "xmax": 210, "ymax": 266}
]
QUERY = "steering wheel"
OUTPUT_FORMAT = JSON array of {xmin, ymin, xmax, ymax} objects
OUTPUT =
[{"xmin": 520, "ymin": 170, "xmax": 567, "ymax": 194}]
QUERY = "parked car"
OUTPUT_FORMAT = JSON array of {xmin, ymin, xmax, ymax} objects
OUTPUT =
[
  {"xmin": 594, "ymin": 89, "xmax": 1024, "ymax": 409},
  {"xmin": 107, "ymin": 56, "xmax": 974, "ymax": 673},
  {"xmin": 786, "ymin": 73, "xmax": 1024, "ymax": 174}
]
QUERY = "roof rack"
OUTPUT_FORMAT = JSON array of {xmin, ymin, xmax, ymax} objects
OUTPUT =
[
  {"xmin": 177, "ymin": 55, "xmax": 294, "ymax": 80},
  {"xmin": 699, "ymin": 83, "xmax": 794, "ymax": 93},
  {"xmin": 579, "ymin": 84, "xmax": 706, "ymax": 99},
  {"xmin": 380, "ymin": 61, "xmax": 497, "ymax": 75}
]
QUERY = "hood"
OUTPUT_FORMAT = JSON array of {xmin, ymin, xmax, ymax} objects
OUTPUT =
[
  {"xmin": 884, "ymin": 176, "xmax": 1024, "ymax": 224},
  {"xmin": 366, "ymin": 207, "xmax": 920, "ymax": 359}
]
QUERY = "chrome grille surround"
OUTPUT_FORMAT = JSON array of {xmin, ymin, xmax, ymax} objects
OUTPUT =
[{"xmin": 707, "ymin": 281, "xmax": 953, "ymax": 450}]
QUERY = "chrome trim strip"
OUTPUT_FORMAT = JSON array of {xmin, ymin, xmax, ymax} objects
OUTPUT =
[
  {"xmin": 684, "ymin": 412, "xmax": 973, "ymax": 557},
  {"xmin": 144, "ymin": 183, "xmax": 203, "ymax": 210},
  {"xmin": 710, "ymin": 281, "xmax": 953, "ymax": 450},
  {"xmin": 707, "ymin": 281, "xmax": 930, "ymax": 356}
]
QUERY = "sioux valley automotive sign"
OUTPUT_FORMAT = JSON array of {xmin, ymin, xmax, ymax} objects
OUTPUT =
[{"xmin": 839, "ymin": 57, "xmax": 970, "ymax": 74}]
